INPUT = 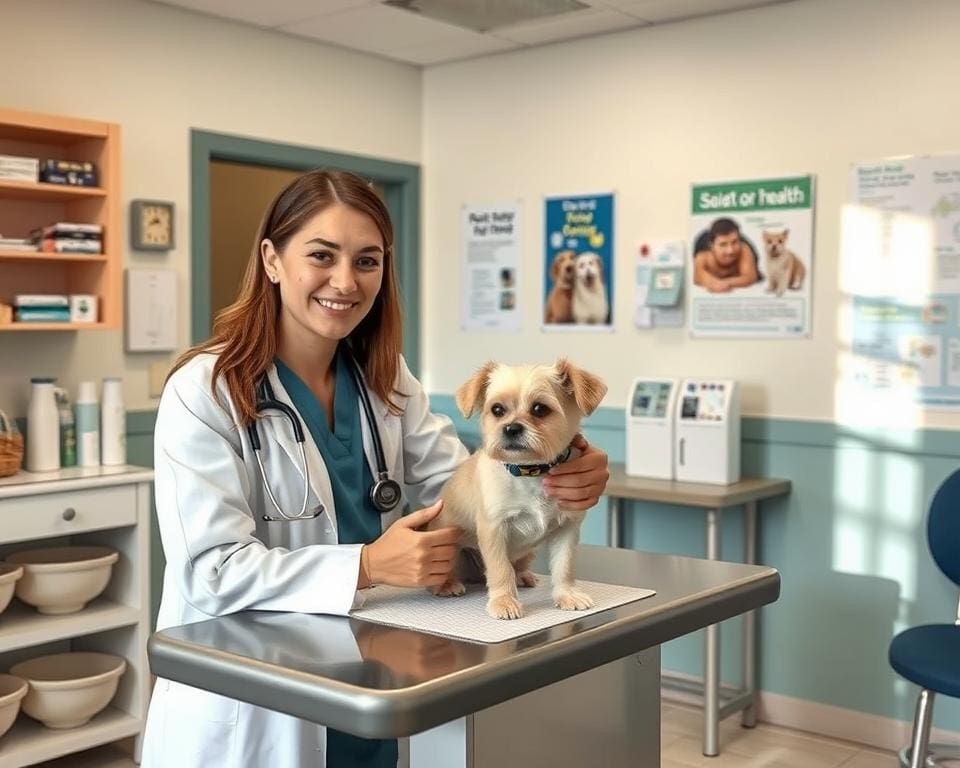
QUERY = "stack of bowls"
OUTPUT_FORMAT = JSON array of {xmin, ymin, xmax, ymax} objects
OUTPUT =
[
  {"xmin": 10, "ymin": 652, "xmax": 126, "ymax": 729},
  {"xmin": 5, "ymin": 546, "xmax": 119, "ymax": 615},
  {"xmin": 0, "ymin": 675, "xmax": 28, "ymax": 739},
  {"xmin": 0, "ymin": 563, "xmax": 23, "ymax": 616}
]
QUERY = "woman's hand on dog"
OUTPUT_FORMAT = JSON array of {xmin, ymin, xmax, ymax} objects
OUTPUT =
[
  {"xmin": 359, "ymin": 501, "xmax": 462, "ymax": 589},
  {"xmin": 542, "ymin": 434, "xmax": 610, "ymax": 510}
]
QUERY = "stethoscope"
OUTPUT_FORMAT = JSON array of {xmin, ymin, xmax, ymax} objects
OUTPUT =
[{"xmin": 247, "ymin": 350, "xmax": 403, "ymax": 523}]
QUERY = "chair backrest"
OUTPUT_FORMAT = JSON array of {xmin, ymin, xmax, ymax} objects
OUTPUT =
[{"xmin": 928, "ymin": 468, "xmax": 960, "ymax": 587}]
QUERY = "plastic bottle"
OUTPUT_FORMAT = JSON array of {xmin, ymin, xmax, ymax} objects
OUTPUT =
[
  {"xmin": 54, "ymin": 387, "xmax": 77, "ymax": 467},
  {"xmin": 100, "ymin": 377, "xmax": 126, "ymax": 466},
  {"xmin": 26, "ymin": 378, "xmax": 60, "ymax": 472},
  {"xmin": 75, "ymin": 381, "xmax": 100, "ymax": 467}
]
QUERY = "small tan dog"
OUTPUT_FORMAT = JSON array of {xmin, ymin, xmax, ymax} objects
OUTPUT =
[
  {"xmin": 431, "ymin": 359, "xmax": 607, "ymax": 619},
  {"xmin": 762, "ymin": 229, "xmax": 806, "ymax": 296},
  {"xmin": 544, "ymin": 250, "xmax": 577, "ymax": 323}
]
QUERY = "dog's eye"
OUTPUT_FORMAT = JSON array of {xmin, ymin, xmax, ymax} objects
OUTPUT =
[
  {"xmin": 531, "ymin": 402, "xmax": 551, "ymax": 418},
  {"xmin": 491, "ymin": 403, "xmax": 506, "ymax": 418}
]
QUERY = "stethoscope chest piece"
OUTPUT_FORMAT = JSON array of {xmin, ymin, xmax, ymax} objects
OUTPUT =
[{"xmin": 370, "ymin": 475, "xmax": 402, "ymax": 514}]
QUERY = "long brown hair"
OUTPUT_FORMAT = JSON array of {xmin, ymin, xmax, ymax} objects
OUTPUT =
[{"xmin": 170, "ymin": 169, "xmax": 404, "ymax": 425}]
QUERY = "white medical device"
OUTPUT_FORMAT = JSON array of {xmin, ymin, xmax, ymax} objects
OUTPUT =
[
  {"xmin": 674, "ymin": 379, "xmax": 740, "ymax": 485},
  {"xmin": 625, "ymin": 378, "xmax": 679, "ymax": 480}
]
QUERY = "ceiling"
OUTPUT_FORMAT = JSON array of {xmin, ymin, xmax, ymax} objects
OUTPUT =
[{"xmin": 149, "ymin": 0, "xmax": 796, "ymax": 66}]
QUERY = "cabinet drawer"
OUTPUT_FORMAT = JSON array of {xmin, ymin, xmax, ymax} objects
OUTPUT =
[{"xmin": 0, "ymin": 485, "xmax": 137, "ymax": 543}]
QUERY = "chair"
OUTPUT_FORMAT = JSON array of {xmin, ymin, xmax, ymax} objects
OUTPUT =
[{"xmin": 888, "ymin": 469, "xmax": 960, "ymax": 767}]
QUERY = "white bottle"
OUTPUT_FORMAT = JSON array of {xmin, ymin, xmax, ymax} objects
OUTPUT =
[
  {"xmin": 26, "ymin": 378, "xmax": 60, "ymax": 472},
  {"xmin": 101, "ymin": 377, "xmax": 126, "ymax": 466},
  {"xmin": 75, "ymin": 380, "xmax": 100, "ymax": 467}
]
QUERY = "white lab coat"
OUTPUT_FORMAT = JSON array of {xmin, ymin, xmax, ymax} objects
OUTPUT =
[{"xmin": 140, "ymin": 351, "xmax": 468, "ymax": 768}]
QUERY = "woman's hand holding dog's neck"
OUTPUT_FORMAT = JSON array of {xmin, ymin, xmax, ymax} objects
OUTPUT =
[{"xmin": 358, "ymin": 500, "xmax": 462, "ymax": 589}]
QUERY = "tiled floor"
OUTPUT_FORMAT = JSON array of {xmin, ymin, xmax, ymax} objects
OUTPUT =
[{"xmin": 660, "ymin": 702, "xmax": 905, "ymax": 768}]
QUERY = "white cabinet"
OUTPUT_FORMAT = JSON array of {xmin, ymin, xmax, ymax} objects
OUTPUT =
[{"xmin": 0, "ymin": 466, "xmax": 153, "ymax": 767}]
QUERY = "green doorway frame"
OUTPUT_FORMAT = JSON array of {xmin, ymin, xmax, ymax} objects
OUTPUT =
[{"xmin": 190, "ymin": 129, "xmax": 422, "ymax": 374}]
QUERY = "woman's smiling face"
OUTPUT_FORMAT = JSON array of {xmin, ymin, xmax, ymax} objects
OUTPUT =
[{"xmin": 263, "ymin": 202, "xmax": 385, "ymax": 343}]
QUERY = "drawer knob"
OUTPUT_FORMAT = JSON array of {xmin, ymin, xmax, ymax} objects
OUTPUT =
[{"xmin": 62, "ymin": 507, "xmax": 77, "ymax": 521}]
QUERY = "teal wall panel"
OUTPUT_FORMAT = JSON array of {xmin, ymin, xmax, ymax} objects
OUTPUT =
[{"xmin": 126, "ymin": 411, "xmax": 160, "ymax": 629}]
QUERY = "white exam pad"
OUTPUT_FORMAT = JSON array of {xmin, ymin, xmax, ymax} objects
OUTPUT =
[{"xmin": 351, "ymin": 578, "xmax": 656, "ymax": 644}]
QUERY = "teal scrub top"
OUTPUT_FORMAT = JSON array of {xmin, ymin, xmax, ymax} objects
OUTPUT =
[{"xmin": 275, "ymin": 351, "xmax": 397, "ymax": 768}]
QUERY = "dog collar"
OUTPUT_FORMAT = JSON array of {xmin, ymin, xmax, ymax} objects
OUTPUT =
[{"xmin": 503, "ymin": 446, "xmax": 572, "ymax": 477}]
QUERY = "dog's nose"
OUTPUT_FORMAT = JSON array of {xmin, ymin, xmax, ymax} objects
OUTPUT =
[
  {"xmin": 502, "ymin": 422, "xmax": 524, "ymax": 438},
  {"xmin": 564, "ymin": 265, "xmax": 574, "ymax": 274}
]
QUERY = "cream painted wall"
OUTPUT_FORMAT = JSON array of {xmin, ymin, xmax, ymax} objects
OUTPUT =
[
  {"xmin": 0, "ymin": 0, "xmax": 420, "ymax": 415},
  {"xmin": 422, "ymin": 0, "xmax": 960, "ymax": 427}
]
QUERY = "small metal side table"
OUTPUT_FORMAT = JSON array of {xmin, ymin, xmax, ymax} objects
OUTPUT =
[{"xmin": 604, "ymin": 464, "xmax": 791, "ymax": 757}]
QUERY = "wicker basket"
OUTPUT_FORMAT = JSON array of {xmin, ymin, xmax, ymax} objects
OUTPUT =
[{"xmin": 0, "ymin": 410, "xmax": 24, "ymax": 478}]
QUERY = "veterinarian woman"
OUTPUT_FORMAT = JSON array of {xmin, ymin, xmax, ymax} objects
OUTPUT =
[{"xmin": 140, "ymin": 169, "xmax": 610, "ymax": 768}]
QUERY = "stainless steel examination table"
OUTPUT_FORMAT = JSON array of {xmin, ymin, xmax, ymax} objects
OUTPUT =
[{"xmin": 148, "ymin": 545, "xmax": 780, "ymax": 767}]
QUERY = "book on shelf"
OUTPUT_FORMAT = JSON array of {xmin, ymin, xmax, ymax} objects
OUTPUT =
[
  {"xmin": 15, "ymin": 307, "xmax": 72, "ymax": 322},
  {"xmin": 0, "ymin": 168, "xmax": 39, "ymax": 182},
  {"xmin": 39, "ymin": 159, "xmax": 98, "ymax": 187},
  {"xmin": 40, "ymin": 169, "xmax": 98, "ymax": 187},
  {"xmin": 31, "ymin": 222, "xmax": 103, "ymax": 240},
  {"xmin": 15, "ymin": 295, "xmax": 70, "ymax": 308},
  {"xmin": 42, "ymin": 159, "xmax": 95, "ymax": 173},
  {"xmin": 40, "ymin": 170, "xmax": 98, "ymax": 186},
  {"xmin": 39, "ymin": 238, "xmax": 102, "ymax": 254},
  {"xmin": 0, "ymin": 236, "xmax": 37, "ymax": 251},
  {"xmin": 0, "ymin": 154, "xmax": 40, "ymax": 182}
]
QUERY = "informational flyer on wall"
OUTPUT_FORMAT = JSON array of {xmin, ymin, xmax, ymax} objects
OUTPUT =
[
  {"xmin": 846, "ymin": 155, "xmax": 960, "ymax": 409},
  {"xmin": 689, "ymin": 175, "xmax": 815, "ymax": 337},
  {"xmin": 462, "ymin": 202, "xmax": 521, "ymax": 332},
  {"xmin": 542, "ymin": 192, "xmax": 614, "ymax": 331}
]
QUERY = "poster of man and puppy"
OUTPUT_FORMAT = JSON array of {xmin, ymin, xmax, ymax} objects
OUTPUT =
[
  {"xmin": 689, "ymin": 175, "xmax": 815, "ymax": 338},
  {"xmin": 542, "ymin": 193, "xmax": 614, "ymax": 330}
]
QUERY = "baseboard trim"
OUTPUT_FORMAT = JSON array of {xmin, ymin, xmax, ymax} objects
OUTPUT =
[
  {"xmin": 756, "ymin": 689, "xmax": 960, "ymax": 753},
  {"xmin": 661, "ymin": 671, "xmax": 960, "ymax": 753}
]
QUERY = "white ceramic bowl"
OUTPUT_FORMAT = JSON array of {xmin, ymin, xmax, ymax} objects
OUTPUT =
[
  {"xmin": 5, "ymin": 546, "xmax": 118, "ymax": 615},
  {"xmin": 0, "ymin": 563, "xmax": 23, "ymax": 617},
  {"xmin": 0, "ymin": 674, "xmax": 28, "ymax": 740},
  {"xmin": 10, "ymin": 652, "xmax": 126, "ymax": 729}
]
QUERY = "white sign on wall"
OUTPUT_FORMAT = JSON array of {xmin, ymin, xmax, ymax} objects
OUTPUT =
[
  {"xmin": 461, "ymin": 202, "xmax": 521, "ymax": 332},
  {"xmin": 847, "ymin": 154, "xmax": 960, "ymax": 409},
  {"xmin": 125, "ymin": 268, "xmax": 178, "ymax": 352}
]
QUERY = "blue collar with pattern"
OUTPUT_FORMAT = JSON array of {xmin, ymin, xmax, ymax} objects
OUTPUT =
[{"xmin": 503, "ymin": 445, "xmax": 573, "ymax": 477}]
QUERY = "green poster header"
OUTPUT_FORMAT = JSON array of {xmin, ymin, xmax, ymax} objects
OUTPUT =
[{"xmin": 692, "ymin": 176, "xmax": 813, "ymax": 213}]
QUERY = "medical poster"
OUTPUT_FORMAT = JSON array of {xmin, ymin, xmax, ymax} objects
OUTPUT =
[
  {"xmin": 635, "ymin": 240, "xmax": 685, "ymax": 329},
  {"xmin": 846, "ymin": 155, "xmax": 960, "ymax": 409},
  {"xmin": 689, "ymin": 175, "xmax": 815, "ymax": 338},
  {"xmin": 542, "ymin": 192, "xmax": 614, "ymax": 331},
  {"xmin": 462, "ymin": 202, "xmax": 521, "ymax": 332}
]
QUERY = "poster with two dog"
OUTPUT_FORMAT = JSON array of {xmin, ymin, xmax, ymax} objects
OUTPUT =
[
  {"xmin": 543, "ymin": 192, "xmax": 614, "ymax": 330},
  {"xmin": 689, "ymin": 175, "xmax": 815, "ymax": 337}
]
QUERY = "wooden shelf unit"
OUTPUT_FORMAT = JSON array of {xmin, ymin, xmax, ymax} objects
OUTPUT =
[{"xmin": 0, "ymin": 108, "xmax": 121, "ymax": 332}]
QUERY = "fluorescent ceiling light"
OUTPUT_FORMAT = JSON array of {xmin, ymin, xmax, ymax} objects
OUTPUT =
[{"xmin": 382, "ymin": 0, "xmax": 591, "ymax": 33}]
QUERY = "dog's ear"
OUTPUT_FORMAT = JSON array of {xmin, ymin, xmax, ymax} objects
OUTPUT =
[
  {"xmin": 456, "ymin": 361, "xmax": 497, "ymax": 418},
  {"xmin": 783, "ymin": 228, "xmax": 789, "ymax": 238},
  {"xmin": 555, "ymin": 358, "xmax": 608, "ymax": 416}
]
